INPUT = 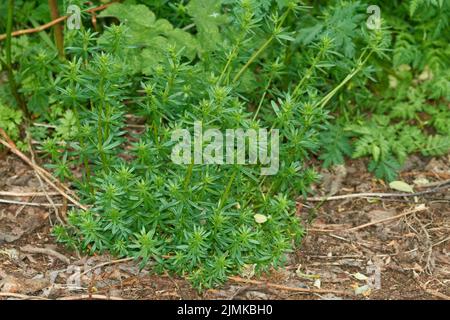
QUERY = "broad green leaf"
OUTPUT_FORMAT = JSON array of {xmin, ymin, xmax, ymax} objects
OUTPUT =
[
  {"xmin": 186, "ymin": 0, "xmax": 227, "ymax": 52},
  {"xmin": 100, "ymin": 4, "xmax": 156, "ymax": 28},
  {"xmin": 99, "ymin": 3, "xmax": 198, "ymax": 73}
]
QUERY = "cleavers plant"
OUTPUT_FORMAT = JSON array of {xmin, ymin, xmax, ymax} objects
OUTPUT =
[
  {"xmin": 47, "ymin": 0, "xmax": 389, "ymax": 289},
  {"xmin": 2, "ymin": 0, "xmax": 426, "ymax": 289}
]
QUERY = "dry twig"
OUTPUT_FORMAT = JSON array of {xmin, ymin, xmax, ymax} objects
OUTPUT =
[
  {"xmin": 0, "ymin": 292, "xmax": 49, "ymax": 300},
  {"xmin": 305, "ymin": 180, "xmax": 450, "ymax": 202},
  {"xmin": 57, "ymin": 294, "xmax": 124, "ymax": 300},
  {"xmin": 309, "ymin": 205, "xmax": 428, "ymax": 233},
  {"xmin": 0, "ymin": 198, "xmax": 73, "ymax": 208},
  {"xmin": 0, "ymin": 191, "xmax": 60, "ymax": 197},
  {"xmin": 20, "ymin": 245, "xmax": 71, "ymax": 264},
  {"xmin": 229, "ymin": 276, "xmax": 352, "ymax": 296},
  {"xmin": 80, "ymin": 257, "xmax": 134, "ymax": 276},
  {"xmin": 0, "ymin": 2, "xmax": 116, "ymax": 41},
  {"xmin": 0, "ymin": 129, "xmax": 86, "ymax": 210},
  {"xmin": 28, "ymin": 138, "xmax": 65, "ymax": 224}
]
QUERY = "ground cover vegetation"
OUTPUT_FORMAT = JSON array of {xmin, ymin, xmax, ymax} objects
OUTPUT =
[{"xmin": 0, "ymin": 0, "xmax": 448, "ymax": 289}]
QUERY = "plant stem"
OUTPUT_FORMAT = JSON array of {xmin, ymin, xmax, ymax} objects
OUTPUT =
[
  {"xmin": 232, "ymin": 36, "xmax": 273, "ymax": 83},
  {"xmin": 292, "ymin": 50, "xmax": 325, "ymax": 100},
  {"xmin": 218, "ymin": 45, "xmax": 239, "ymax": 85},
  {"xmin": 91, "ymin": 99, "xmax": 107, "ymax": 170},
  {"xmin": 253, "ymin": 74, "xmax": 273, "ymax": 120},
  {"xmin": 71, "ymin": 106, "xmax": 93, "ymax": 194},
  {"xmin": 5, "ymin": 0, "xmax": 28, "ymax": 118},
  {"xmin": 48, "ymin": 0, "xmax": 64, "ymax": 59},
  {"xmin": 314, "ymin": 50, "xmax": 374, "ymax": 109},
  {"xmin": 184, "ymin": 161, "xmax": 194, "ymax": 191},
  {"xmin": 232, "ymin": 8, "xmax": 292, "ymax": 84}
]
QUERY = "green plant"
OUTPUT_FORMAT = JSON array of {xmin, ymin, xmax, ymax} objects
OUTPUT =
[
  {"xmin": 3, "ymin": 0, "xmax": 446, "ymax": 291},
  {"xmin": 3, "ymin": 0, "xmax": 27, "ymax": 117},
  {"xmin": 318, "ymin": 123, "xmax": 353, "ymax": 168},
  {"xmin": 45, "ymin": 1, "xmax": 388, "ymax": 289},
  {"xmin": 343, "ymin": 67, "xmax": 450, "ymax": 180},
  {"xmin": 0, "ymin": 102, "xmax": 22, "ymax": 142},
  {"xmin": 317, "ymin": 0, "xmax": 449, "ymax": 180}
]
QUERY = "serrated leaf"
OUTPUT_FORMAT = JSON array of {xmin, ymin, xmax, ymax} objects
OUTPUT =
[
  {"xmin": 99, "ymin": 3, "xmax": 198, "ymax": 73},
  {"xmin": 186, "ymin": 0, "xmax": 227, "ymax": 52},
  {"xmin": 296, "ymin": 24, "xmax": 323, "ymax": 45},
  {"xmin": 389, "ymin": 181, "xmax": 414, "ymax": 193}
]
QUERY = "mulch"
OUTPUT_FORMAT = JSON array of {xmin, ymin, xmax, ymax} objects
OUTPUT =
[{"xmin": 0, "ymin": 153, "xmax": 449, "ymax": 300}]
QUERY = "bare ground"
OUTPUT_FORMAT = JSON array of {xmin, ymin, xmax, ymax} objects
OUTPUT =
[{"xmin": 0, "ymin": 152, "xmax": 449, "ymax": 300}]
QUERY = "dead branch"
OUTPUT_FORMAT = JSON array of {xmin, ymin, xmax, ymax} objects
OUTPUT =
[
  {"xmin": 0, "ymin": 2, "xmax": 116, "ymax": 41},
  {"xmin": 229, "ymin": 276, "xmax": 352, "ymax": 296},
  {"xmin": 0, "ymin": 129, "xmax": 87, "ymax": 210},
  {"xmin": 57, "ymin": 294, "xmax": 124, "ymax": 300},
  {"xmin": 305, "ymin": 180, "xmax": 450, "ymax": 202},
  {"xmin": 2, "ymin": 121, "xmax": 77, "ymax": 198},
  {"xmin": 48, "ymin": 0, "xmax": 64, "ymax": 58},
  {"xmin": 0, "ymin": 292, "xmax": 49, "ymax": 300},
  {"xmin": 80, "ymin": 257, "xmax": 134, "ymax": 276},
  {"xmin": 20, "ymin": 245, "xmax": 71, "ymax": 264},
  {"xmin": 421, "ymin": 288, "xmax": 450, "ymax": 300},
  {"xmin": 0, "ymin": 191, "xmax": 60, "ymax": 197},
  {"xmin": 0, "ymin": 198, "xmax": 74, "ymax": 208},
  {"xmin": 28, "ymin": 138, "xmax": 65, "ymax": 224}
]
